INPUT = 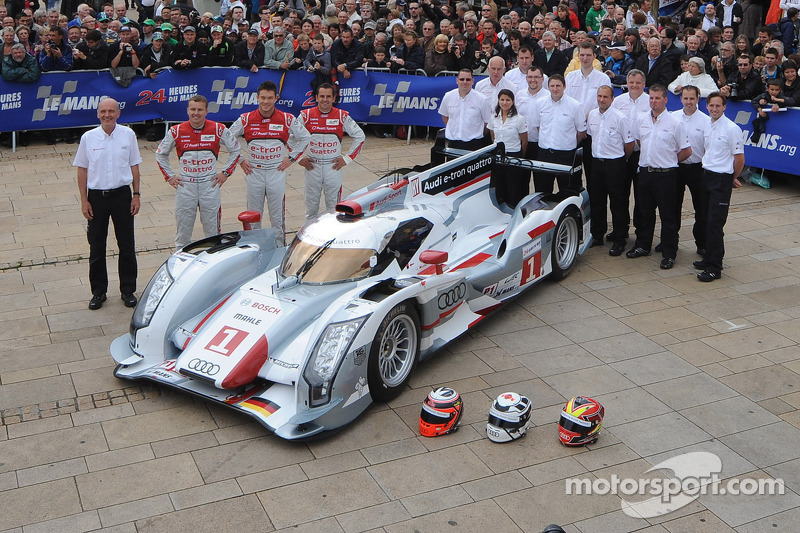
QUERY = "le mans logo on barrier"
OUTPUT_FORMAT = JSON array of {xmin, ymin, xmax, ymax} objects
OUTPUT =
[{"xmin": 369, "ymin": 79, "xmax": 440, "ymax": 118}]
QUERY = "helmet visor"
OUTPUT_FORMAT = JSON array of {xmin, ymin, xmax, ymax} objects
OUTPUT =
[
  {"xmin": 488, "ymin": 413, "xmax": 522, "ymax": 429},
  {"xmin": 559, "ymin": 412, "xmax": 592, "ymax": 436},
  {"xmin": 420, "ymin": 402, "xmax": 455, "ymax": 425}
]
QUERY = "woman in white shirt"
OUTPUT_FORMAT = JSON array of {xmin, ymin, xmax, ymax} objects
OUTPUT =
[
  {"xmin": 488, "ymin": 89, "xmax": 529, "ymax": 207},
  {"xmin": 668, "ymin": 56, "xmax": 719, "ymax": 97}
]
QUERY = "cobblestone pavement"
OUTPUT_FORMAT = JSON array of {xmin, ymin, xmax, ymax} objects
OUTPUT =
[{"xmin": 2, "ymin": 133, "xmax": 800, "ymax": 533}]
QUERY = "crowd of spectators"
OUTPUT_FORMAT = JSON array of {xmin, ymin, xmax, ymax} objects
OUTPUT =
[{"xmin": 1, "ymin": 0, "xmax": 800, "ymax": 132}]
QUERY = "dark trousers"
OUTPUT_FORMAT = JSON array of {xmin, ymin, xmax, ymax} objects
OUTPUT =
[
  {"xmin": 495, "ymin": 150, "xmax": 529, "ymax": 207},
  {"xmin": 87, "ymin": 187, "xmax": 137, "ymax": 296},
  {"xmin": 634, "ymin": 168, "xmax": 679, "ymax": 259},
  {"xmin": 579, "ymin": 135, "xmax": 593, "ymax": 189},
  {"xmin": 589, "ymin": 156, "xmax": 627, "ymax": 245},
  {"xmin": 701, "ymin": 169, "xmax": 734, "ymax": 274},
  {"xmin": 624, "ymin": 150, "xmax": 641, "ymax": 236},
  {"xmin": 676, "ymin": 162, "xmax": 706, "ymax": 250},
  {"xmin": 535, "ymin": 147, "xmax": 575, "ymax": 194}
]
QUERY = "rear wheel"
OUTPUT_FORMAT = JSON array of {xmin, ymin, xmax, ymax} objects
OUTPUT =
[
  {"xmin": 551, "ymin": 209, "xmax": 579, "ymax": 281},
  {"xmin": 368, "ymin": 302, "xmax": 420, "ymax": 402}
]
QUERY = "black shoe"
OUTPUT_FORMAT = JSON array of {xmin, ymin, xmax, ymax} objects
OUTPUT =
[
  {"xmin": 121, "ymin": 293, "xmax": 138, "ymax": 308},
  {"xmin": 655, "ymin": 243, "xmax": 663, "ymax": 252},
  {"xmin": 626, "ymin": 247, "xmax": 651, "ymax": 258},
  {"xmin": 47, "ymin": 137, "xmax": 56, "ymax": 145},
  {"xmin": 609, "ymin": 244, "xmax": 625, "ymax": 256},
  {"xmin": 590, "ymin": 237, "xmax": 604, "ymax": 247},
  {"xmin": 696, "ymin": 247, "xmax": 705, "ymax": 257},
  {"xmin": 89, "ymin": 294, "xmax": 107, "ymax": 310},
  {"xmin": 660, "ymin": 258, "xmax": 675, "ymax": 270},
  {"xmin": 698, "ymin": 270, "xmax": 721, "ymax": 282},
  {"xmin": 692, "ymin": 260, "xmax": 707, "ymax": 270}
]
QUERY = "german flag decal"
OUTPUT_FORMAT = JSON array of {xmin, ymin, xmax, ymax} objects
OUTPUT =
[{"xmin": 239, "ymin": 397, "xmax": 280, "ymax": 419}]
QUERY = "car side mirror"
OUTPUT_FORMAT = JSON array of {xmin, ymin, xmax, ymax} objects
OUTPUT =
[{"xmin": 420, "ymin": 250, "xmax": 448, "ymax": 274}]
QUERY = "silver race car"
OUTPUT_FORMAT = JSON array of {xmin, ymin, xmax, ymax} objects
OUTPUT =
[{"xmin": 111, "ymin": 144, "xmax": 591, "ymax": 440}]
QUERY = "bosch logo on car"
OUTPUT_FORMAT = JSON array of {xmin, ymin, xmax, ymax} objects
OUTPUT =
[
  {"xmin": 187, "ymin": 358, "xmax": 220, "ymax": 376},
  {"xmin": 438, "ymin": 283, "xmax": 466, "ymax": 309},
  {"xmin": 251, "ymin": 302, "xmax": 281, "ymax": 314}
]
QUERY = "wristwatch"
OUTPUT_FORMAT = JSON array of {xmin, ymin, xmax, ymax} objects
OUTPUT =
[
  {"xmin": 133, "ymin": 192, "xmax": 141, "ymax": 196},
  {"xmin": 222, "ymin": 170, "xmax": 231, "ymax": 177}
]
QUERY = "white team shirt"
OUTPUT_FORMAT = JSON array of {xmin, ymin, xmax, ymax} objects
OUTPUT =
[
  {"xmin": 529, "ymin": 94, "xmax": 587, "ymax": 151},
  {"xmin": 565, "ymin": 68, "xmax": 612, "ymax": 119},
  {"xmin": 73, "ymin": 124, "xmax": 143, "ymax": 190},
  {"xmin": 586, "ymin": 107, "xmax": 634, "ymax": 159},
  {"xmin": 671, "ymin": 108, "xmax": 711, "ymax": 164},
  {"xmin": 516, "ymin": 87, "xmax": 550, "ymax": 142},
  {"xmin": 439, "ymin": 88, "xmax": 493, "ymax": 142},
  {"xmin": 488, "ymin": 113, "xmax": 527, "ymax": 152},
  {"xmin": 702, "ymin": 115, "xmax": 744, "ymax": 174},
  {"xmin": 634, "ymin": 109, "xmax": 691, "ymax": 169},
  {"xmin": 475, "ymin": 75, "xmax": 518, "ymax": 105}
]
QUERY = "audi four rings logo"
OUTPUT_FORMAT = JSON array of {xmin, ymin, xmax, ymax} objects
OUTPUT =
[
  {"xmin": 240, "ymin": 298, "xmax": 252, "ymax": 306},
  {"xmin": 438, "ymin": 283, "xmax": 466, "ymax": 309},
  {"xmin": 187, "ymin": 358, "xmax": 220, "ymax": 376}
]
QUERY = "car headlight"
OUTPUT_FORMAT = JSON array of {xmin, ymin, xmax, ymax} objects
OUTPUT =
[
  {"xmin": 303, "ymin": 316, "xmax": 368, "ymax": 407},
  {"xmin": 131, "ymin": 262, "xmax": 173, "ymax": 330}
]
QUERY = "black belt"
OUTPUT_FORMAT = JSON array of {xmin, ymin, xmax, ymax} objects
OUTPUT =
[
  {"xmin": 641, "ymin": 166, "xmax": 674, "ymax": 174},
  {"xmin": 680, "ymin": 162, "xmax": 702, "ymax": 167},
  {"xmin": 89, "ymin": 186, "xmax": 129, "ymax": 196},
  {"xmin": 594, "ymin": 156, "xmax": 624, "ymax": 162},
  {"xmin": 704, "ymin": 169, "xmax": 734, "ymax": 176}
]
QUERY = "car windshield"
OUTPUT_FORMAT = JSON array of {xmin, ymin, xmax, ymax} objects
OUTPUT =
[{"xmin": 280, "ymin": 238, "xmax": 375, "ymax": 283}]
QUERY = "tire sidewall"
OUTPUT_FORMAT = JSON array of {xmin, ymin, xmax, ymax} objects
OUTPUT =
[
  {"xmin": 367, "ymin": 302, "xmax": 420, "ymax": 402},
  {"xmin": 551, "ymin": 208, "xmax": 579, "ymax": 281}
]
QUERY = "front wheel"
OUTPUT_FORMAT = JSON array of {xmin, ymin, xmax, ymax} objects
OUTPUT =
[
  {"xmin": 550, "ymin": 208, "xmax": 579, "ymax": 281},
  {"xmin": 368, "ymin": 302, "xmax": 420, "ymax": 402}
]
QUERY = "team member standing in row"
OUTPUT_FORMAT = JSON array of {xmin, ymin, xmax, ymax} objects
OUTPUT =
[
  {"xmin": 438, "ymin": 69, "xmax": 493, "ymax": 159},
  {"xmin": 626, "ymin": 85, "xmax": 692, "ymax": 270},
  {"xmin": 585, "ymin": 86, "xmax": 634, "ymax": 254},
  {"xmin": 297, "ymin": 83, "xmax": 366, "ymax": 220},
  {"xmin": 695, "ymin": 92, "xmax": 745, "ymax": 282},
  {"xmin": 156, "ymin": 95, "xmax": 241, "ymax": 250},
  {"xmin": 229, "ymin": 81, "xmax": 310, "ymax": 247}
]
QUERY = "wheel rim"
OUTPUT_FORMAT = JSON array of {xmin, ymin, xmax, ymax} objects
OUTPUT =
[
  {"xmin": 378, "ymin": 314, "xmax": 417, "ymax": 387},
  {"xmin": 555, "ymin": 216, "xmax": 578, "ymax": 270}
]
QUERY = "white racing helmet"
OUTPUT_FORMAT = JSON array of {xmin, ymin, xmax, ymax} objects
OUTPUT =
[{"xmin": 486, "ymin": 392, "xmax": 532, "ymax": 443}]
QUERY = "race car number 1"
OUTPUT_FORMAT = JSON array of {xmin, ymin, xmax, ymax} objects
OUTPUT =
[{"xmin": 205, "ymin": 326, "xmax": 248, "ymax": 356}]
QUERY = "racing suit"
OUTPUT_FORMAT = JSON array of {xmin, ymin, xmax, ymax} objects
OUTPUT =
[
  {"xmin": 297, "ymin": 106, "xmax": 365, "ymax": 219},
  {"xmin": 156, "ymin": 120, "xmax": 241, "ymax": 249},
  {"xmin": 228, "ymin": 108, "xmax": 310, "ymax": 246}
]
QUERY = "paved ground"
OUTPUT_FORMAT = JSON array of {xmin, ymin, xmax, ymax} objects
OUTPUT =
[{"xmin": 2, "ymin": 133, "xmax": 800, "ymax": 533}]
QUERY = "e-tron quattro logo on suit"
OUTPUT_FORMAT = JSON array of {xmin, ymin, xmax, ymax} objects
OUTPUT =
[
  {"xmin": 187, "ymin": 358, "xmax": 220, "ymax": 376},
  {"xmin": 438, "ymin": 283, "xmax": 466, "ymax": 309}
]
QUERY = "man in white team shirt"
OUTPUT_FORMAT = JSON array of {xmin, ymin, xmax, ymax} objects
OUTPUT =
[
  {"xmin": 694, "ymin": 91, "xmax": 744, "ymax": 282},
  {"xmin": 504, "ymin": 45, "xmax": 536, "ymax": 94},
  {"xmin": 436, "ymin": 69, "xmax": 493, "ymax": 164},
  {"xmin": 610, "ymin": 69, "xmax": 650, "ymax": 243},
  {"xmin": 669, "ymin": 85, "xmax": 710, "ymax": 259},
  {"xmin": 515, "ymin": 65, "xmax": 549, "ymax": 159},
  {"xmin": 565, "ymin": 41, "xmax": 612, "ymax": 188},
  {"xmin": 527, "ymin": 74, "xmax": 587, "ymax": 194},
  {"xmin": 476, "ymin": 56, "xmax": 518, "ymax": 103}
]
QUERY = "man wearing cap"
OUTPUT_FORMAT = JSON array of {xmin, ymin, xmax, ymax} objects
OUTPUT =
[
  {"xmin": 206, "ymin": 24, "xmax": 235, "ymax": 66},
  {"xmin": 156, "ymin": 95, "xmax": 241, "ymax": 250},
  {"xmin": 66, "ymin": 21, "xmax": 83, "ymax": 50},
  {"xmin": 108, "ymin": 25, "xmax": 139, "ymax": 69},
  {"xmin": 140, "ymin": 31, "xmax": 171, "ymax": 77},
  {"xmin": 295, "ymin": 83, "xmax": 366, "ymax": 219},
  {"xmin": 264, "ymin": 25, "xmax": 293, "ymax": 69},
  {"xmin": 603, "ymin": 40, "xmax": 636, "ymax": 85},
  {"xmin": 234, "ymin": 27, "xmax": 265, "ymax": 71},
  {"xmin": 159, "ymin": 23, "xmax": 178, "ymax": 46},
  {"xmin": 140, "ymin": 18, "xmax": 156, "ymax": 45},
  {"xmin": 97, "ymin": 14, "xmax": 118, "ymax": 44},
  {"xmin": 229, "ymin": 80, "xmax": 310, "ymax": 247},
  {"xmin": 170, "ymin": 25, "xmax": 206, "ymax": 69}
]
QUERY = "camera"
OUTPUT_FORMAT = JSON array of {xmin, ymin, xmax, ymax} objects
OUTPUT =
[
  {"xmin": 727, "ymin": 82, "xmax": 738, "ymax": 97},
  {"xmin": 47, "ymin": 39, "xmax": 55, "ymax": 46}
]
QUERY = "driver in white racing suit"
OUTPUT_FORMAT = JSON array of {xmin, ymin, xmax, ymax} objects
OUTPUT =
[
  {"xmin": 156, "ymin": 95, "xmax": 241, "ymax": 249},
  {"xmin": 228, "ymin": 81, "xmax": 310, "ymax": 246},
  {"xmin": 296, "ymin": 83, "xmax": 366, "ymax": 219}
]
